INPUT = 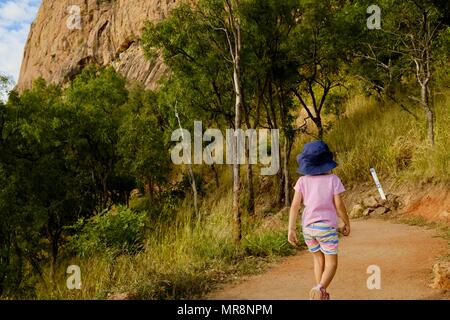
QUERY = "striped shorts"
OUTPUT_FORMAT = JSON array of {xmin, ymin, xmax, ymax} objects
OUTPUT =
[{"xmin": 303, "ymin": 222, "xmax": 338, "ymax": 255}]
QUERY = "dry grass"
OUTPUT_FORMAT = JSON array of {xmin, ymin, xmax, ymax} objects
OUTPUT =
[
  {"xmin": 34, "ymin": 184, "xmax": 297, "ymax": 300},
  {"xmin": 291, "ymin": 91, "xmax": 450, "ymax": 188}
]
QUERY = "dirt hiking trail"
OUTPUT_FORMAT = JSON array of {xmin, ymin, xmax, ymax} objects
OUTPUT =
[{"xmin": 209, "ymin": 219, "xmax": 449, "ymax": 300}]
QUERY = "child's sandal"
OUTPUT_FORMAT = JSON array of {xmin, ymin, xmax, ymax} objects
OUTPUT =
[
  {"xmin": 309, "ymin": 285, "xmax": 324, "ymax": 300},
  {"xmin": 309, "ymin": 286, "xmax": 330, "ymax": 300},
  {"xmin": 309, "ymin": 287, "xmax": 321, "ymax": 300}
]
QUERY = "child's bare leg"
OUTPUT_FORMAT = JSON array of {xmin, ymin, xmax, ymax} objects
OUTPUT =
[
  {"xmin": 319, "ymin": 254, "xmax": 338, "ymax": 289},
  {"xmin": 312, "ymin": 251, "xmax": 325, "ymax": 284}
]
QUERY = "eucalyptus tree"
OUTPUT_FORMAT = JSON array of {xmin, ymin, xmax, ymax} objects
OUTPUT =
[
  {"xmin": 357, "ymin": 0, "xmax": 450, "ymax": 145},
  {"xmin": 289, "ymin": 0, "xmax": 364, "ymax": 139},
  {"xmin": 143, "ymin": 0, "xmax": 246, "ymax": 243},
  {"xmin": 240, "ymin": 0, "xmax": 301, "ymax": 207}
]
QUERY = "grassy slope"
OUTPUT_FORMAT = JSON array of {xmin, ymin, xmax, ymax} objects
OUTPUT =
[{"xmin": 296, "ymin": 92, "xmax": 450, "ymax": 188}]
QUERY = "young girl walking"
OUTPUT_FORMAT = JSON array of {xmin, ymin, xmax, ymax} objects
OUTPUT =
[{"xmin": 288, "ymin": 140, "xmax": 350, "ymax": 300}]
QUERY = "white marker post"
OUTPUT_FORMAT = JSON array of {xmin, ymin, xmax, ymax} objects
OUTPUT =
[{"xmin": 370, "ymin": 168, "xmax": 386, "ymax": 200}]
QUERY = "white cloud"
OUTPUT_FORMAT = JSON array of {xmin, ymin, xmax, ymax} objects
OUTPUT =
[
  {"xmin": 0, "ymin": 0, "xmax": 41, "ymax": 84},
  {"xmin": 0, "ymin": 0, "xmax": 39, "ymax": 26}
]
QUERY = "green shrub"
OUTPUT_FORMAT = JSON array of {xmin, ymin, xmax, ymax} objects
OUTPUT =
[
  {"xmin": 242, "ymin": 230, "xmax": 298, "ymax": 257},
  {"xmin": 69, "ymin": 206, "xmax": 147, "ymax": 259}
]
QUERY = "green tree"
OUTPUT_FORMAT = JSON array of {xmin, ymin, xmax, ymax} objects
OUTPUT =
[
  {"xmin": 290, "ymin": 0, "xmax": 364, "ymax": 139},
  {"xmin": 64, "ymin": 65, "xmax": 129, "ymax": 210},
  {"xmin": 0, "ymin": 68, "xmax": 133, "ymax": 294},
  {"xmin": 240, "ymin": 0, "xmax": 301, "ymax": 207},
  {"xmin": 358, "ymin": 0, "xmax": 450, "ymax": 145},
  {"xmin": 118, "ymin": 86, "xmax": 171, "ymax": 204},
  {"xmin": 0, "ymin": 79, "xmax": 83, "ymax": 289}
]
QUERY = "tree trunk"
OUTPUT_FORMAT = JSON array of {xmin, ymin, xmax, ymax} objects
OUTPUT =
[
  {"xmin": 242, "ymin": 106, "xmax": 255, "ymax": 215},
  {"xmin": 277, "ymin": 169, "xmax": 284, "ymax": 205},
  {"xmin": 243, "ymin": 119, "xmax": 255, "ymax": 215},
  {"xmin": 230, "ymin": 0, "xmax": 243, "ymax": 244},
  {"xmin": 145, "ymin": 177, "xmax": 153, "ymax": 203},
  {"xmin": 47, "ymin": 214, "xmax": 61, "ymax": 287},
  {"xmin": 174, "ymin": 101, "xmax": 199, "ymax": 214},
  {"xmin": 246, "ymin": 160, "xmax": 255, "ymax": 215},
  {"xmin": 50, "ymin": 236, "xmax": 58, "ymax": 287},
  {"xmin": 188, "ymin": 165, "xmax": 199, "ymax": 215},
  {"xmin": 283, "ymin": 135, "xmax": 291, "ymax": 207},
  {"xmin": 421, "ymin": 83, "xmax": 434, "ymax": 145},
  {"xmin": 316, "ymin": 116, "xmax": 324, "ymax": 140},
  {"xmin": 212, "ymin": 163, "xmax": 220, "ymax": 188},
  {"xmin": 232, "ymin": 66, "xmax": 242, "ymax": 244},
  {"xmin": 420, "ymin": 10, "xmax": 435, "ymax": 146}
]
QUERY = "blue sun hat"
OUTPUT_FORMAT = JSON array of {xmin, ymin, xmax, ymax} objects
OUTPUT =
[{"xmin": 297, "ymin": 140, "xmax": 337, "ymax": 175}]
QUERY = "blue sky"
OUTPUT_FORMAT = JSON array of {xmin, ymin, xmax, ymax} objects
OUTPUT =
[{"xmin": 0, "ymin": 0, "xmax": 41, "ymax": 84}]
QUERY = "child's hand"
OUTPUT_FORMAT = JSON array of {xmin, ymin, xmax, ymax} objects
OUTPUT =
[
  {"xmin": 288, "ymin": 229, "xmax": 299, "ymax": 246},
  {"xmin": 342, "ymin": 224, "xmax": 350, "ymax": 236}
]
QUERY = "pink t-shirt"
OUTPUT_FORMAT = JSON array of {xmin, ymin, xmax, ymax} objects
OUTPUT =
[{"xmin": 293, "ymin": 174, "xmax": 345, "ymax": 228}]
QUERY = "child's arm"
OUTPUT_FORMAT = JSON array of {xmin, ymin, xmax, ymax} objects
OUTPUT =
[
  {"xmin": 333, "ymin": 193, "xmax": 350, "ymax": 236},
  {"xmin": 288, "ymin": 191, "xmax": 302, "ymax": 246}
]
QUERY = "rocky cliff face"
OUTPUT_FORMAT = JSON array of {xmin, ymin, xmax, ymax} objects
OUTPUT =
[{"xmin": 17, "ymin": 0, "xmax": 179, "ymax": 91}]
